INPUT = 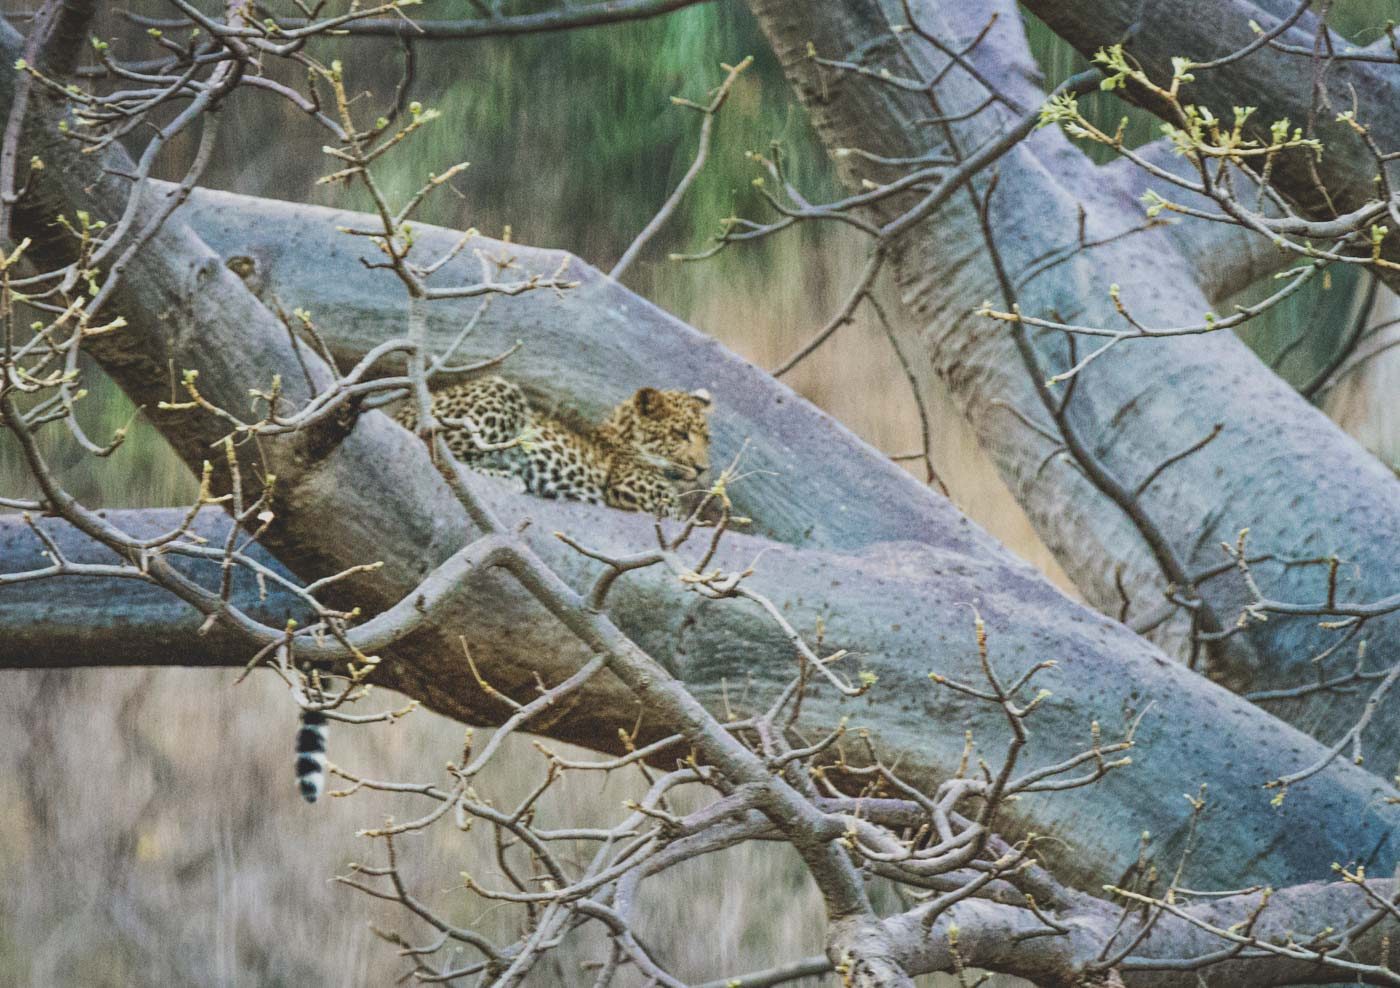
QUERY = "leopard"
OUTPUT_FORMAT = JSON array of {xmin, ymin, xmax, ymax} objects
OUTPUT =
[
  {"xmin": 393, "ymin": 375, "xmax": 714, "ymax": 519},
  {"xmin": 296, "ymin": 376, "xmax": 713, "ymax": 804}
]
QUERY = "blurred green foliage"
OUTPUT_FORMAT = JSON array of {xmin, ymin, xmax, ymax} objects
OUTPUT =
[{"xmin": 359, "ymin": 3, "xmax": 837, "ymax": 259}]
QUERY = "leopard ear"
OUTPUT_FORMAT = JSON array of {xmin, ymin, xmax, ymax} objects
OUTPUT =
[
  {"xmin": 635, "ymin": 387, "xmax": 663, "ymax": 416},
  {"xmin": 689, "ymin": 388, "xmax": 712, "ymax": 407}
]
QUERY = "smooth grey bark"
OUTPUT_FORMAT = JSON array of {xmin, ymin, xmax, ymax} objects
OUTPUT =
[
  {"xmin": 0, "ymin": 11, "xmax": 1396, "ymax": 898},
  {"xmin": 744, "ymin": 0, "xmax": 1400, "ymax": 755},
  {"xmin": 5, "ymin": 506, "xmax": 1400, "ymax": 897}
]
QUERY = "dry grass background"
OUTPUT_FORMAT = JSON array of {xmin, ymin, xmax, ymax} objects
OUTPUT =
[
  {"xmin": 2, "ymin": 2, "xmax": 1397, "ymax": 984},
  {"xmin": 0, "ymin": 668, "xmax": 835, "ymax": 985}
]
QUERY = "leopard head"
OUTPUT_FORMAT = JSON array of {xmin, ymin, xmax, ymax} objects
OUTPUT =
[{"xmin": 609, "ymin": 386, "xmax": 713, "ymax": 483}]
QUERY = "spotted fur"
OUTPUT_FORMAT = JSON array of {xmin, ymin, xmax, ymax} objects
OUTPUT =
[{"xmin": 395, "ymin": 376, "xmax": 713, "ymax": 518}]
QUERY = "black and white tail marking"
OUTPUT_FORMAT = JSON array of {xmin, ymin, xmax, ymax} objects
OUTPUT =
[{"xmin": 295, "ymin": 709, "xmax": 328, "ymax": 803}]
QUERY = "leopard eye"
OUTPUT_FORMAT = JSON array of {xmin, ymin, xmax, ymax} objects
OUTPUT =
[{"xmin": 672, "ymin": 428, "xmax": 688, "ymax": 440}]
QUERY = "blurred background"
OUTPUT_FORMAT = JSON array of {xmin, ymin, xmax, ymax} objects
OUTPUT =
[{"xmin": 0, "ymin": 1, "xmax": 1396, "ymax": 984}]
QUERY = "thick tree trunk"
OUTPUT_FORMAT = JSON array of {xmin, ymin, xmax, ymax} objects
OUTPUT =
[{"xmin": 743, "ymin": 0, "xmax": 1400, "ymax": 757}]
